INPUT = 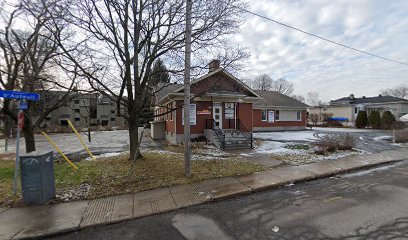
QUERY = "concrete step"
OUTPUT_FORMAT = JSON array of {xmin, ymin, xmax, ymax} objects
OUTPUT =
[{"xmin": 224, "ymin": 144, "xmax": 253, "ymax": 150}]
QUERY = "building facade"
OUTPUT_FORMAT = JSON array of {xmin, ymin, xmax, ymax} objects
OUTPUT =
[
  {"xmin": 308, "ymin": 94, "xmax": 408, "ymax": 127},
  {"xmin": 36, "ymin": 91, "xmax": 127, "ymax": 130},
  {"xmin": 150, "ymin": 60, "xmax": 309, "ymax": 145}
]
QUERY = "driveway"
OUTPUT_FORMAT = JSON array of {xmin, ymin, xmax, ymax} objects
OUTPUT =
[
  {"xmin": 235, "ymin": 127, "xmax": 405, "ymax": 167},
  {"xmin": 0, "ymin": 128, "xmax": 163, "ymax": 159}
]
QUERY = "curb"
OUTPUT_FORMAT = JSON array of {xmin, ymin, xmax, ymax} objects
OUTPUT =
[{"xmin": 10, "ymin": 154, "xmax": 408, "ymax": 240}]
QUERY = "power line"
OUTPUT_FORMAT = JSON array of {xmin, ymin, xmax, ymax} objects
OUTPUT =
[{"xmin": 237, "ymin": 7, "xmax": 408, "ymax": 66}]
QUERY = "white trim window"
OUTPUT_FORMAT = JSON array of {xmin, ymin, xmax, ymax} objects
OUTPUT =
[
  {"xmin": 261, "ymin": 110, "xmax": 267, "ymax": 121},
  {"xmin": 275, "ymin": 110, "xmax": 280, "ymax": 121},
  {"xmin": 296, "ymin": 110, "xmax": 301, "ymax": 121}
]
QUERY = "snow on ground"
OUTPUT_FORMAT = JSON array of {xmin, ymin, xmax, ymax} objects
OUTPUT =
[
  {"xmin": 254, "ymin": 141, "xmax": 294, "ymax": 154},
  {"xmin": 85, "ymin": 152, "xmax": 124, "ymax": 160},
  {"xmin": 312, "ymin": 127, "xmax": 377, "ymax": 133},
  {"xmin": 253, "ymin": 131, "xmax": 319, "ymax": 142},
  {"xmin": 373, "ymin": 135, "xmax": 393, "ymax": 141}
]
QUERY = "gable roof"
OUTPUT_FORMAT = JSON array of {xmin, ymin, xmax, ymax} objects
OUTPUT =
[
  {"xmin": 154, "ymin": 68, "xmax": 260, "ymax": 104},
  {"xmin": 253, "ymin": 90, "xmax": 309, "ymax": 109},
  {"xmin": 331, "ymin": 95, "xmax": 408, "ymax": 105},
  {"xmin": 154, "ymin": 83, "xmax": 182, "ymax": 103}
]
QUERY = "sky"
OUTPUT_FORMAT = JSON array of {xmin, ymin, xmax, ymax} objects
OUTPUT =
[{"xmin": 235, "ymin": 0, "xmax": 408, "ymax": 102}]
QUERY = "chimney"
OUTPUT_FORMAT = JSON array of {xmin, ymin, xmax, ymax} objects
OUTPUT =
[
  {"xmin": 362, "ymin": 96, "xmax": 366, "ymax": 98},
  {"xmin": 379, "ymin": 94, "xmax": 382, "ymax": 97},
  {"xmin": 349, "ymin": 94, "xmax": 355, "ymax": 99},
  {"xmin": 208, "ymin": 59, "xmax": 221, "ymax": 72}
]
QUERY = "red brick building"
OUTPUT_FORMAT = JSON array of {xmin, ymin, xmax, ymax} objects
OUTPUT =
[{"xmin": 150, "ymin": 60, "xmax": 308, "ymax": 148}]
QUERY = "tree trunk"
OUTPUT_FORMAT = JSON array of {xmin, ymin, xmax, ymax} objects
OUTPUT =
[
  {"xmin": 23, "ymin": 125, "xmax": 36, "ymax": 153},
  {"xmin": 128, "ymin": 115, "xmax": 142, "ymax": 161}
]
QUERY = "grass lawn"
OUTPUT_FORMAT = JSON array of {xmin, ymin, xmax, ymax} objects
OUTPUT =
[{"xmin": 0, "ymin": 151, "xmax": 265, "ymax": 207}]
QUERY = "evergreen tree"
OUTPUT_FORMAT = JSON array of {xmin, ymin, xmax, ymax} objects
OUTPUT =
[
  {"xmin": 381, "ymin": 111, "xmax": 396, "ymax": 129},
  {"xmin": 368, "ymin": 111, "xmax": 381, "ymax": 129},
  {"xmin": 355, "ymin": 111, "xmax": 368, "ymax": 128},
  {"xmin": 149, "ymin": 58, "xmax": 171, "ymax": 87}
]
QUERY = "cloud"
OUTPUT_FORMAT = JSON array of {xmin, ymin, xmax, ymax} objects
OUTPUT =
[{"xmin": 236, "ymin": 0, "xmax": 408, "ymax": 101}]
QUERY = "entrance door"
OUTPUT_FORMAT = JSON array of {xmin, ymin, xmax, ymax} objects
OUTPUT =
[{"xmin": 213, "ymin": 104, "xmax": 223, "ymax": 129}]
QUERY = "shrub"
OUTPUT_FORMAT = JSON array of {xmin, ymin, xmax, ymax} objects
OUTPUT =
[
  {"xmin": 368, "ymin": 111, "xmax": 381, "ymax": 129},
  {"xmin": 355, "ymin": 111, "xmax": 368, "ymax": 128},
  {"xmin": 381, "ymin": 111, "xmax": 396, "ymax": 129},
  {"xmin": 314, "ymin": 134, "xmax": 356, "ymax": 154},
  {"xmin": 395, "ymin": 129, "xmax": 408, "ymax": 143},
  {"xmin": 338, "ymin": 133, "xmax": 356, "ymax": 150}
]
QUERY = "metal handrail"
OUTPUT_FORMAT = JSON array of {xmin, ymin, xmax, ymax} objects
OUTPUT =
[
  {"xmin": 237, "ymin": 119, "xmax": 253, "ymax": 147},
  {"xmin": 205, "ymin": 118, "xmax": 225, "ymax": 148}
]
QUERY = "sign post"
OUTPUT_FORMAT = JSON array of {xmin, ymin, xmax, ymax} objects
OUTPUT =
[
  {"xmin": 13, "ymin": 110, "xmax": 24, "ymax": 194},
  {"xmin": 0, "ymin": 90, "xmax": 40, "ymax": 194}
]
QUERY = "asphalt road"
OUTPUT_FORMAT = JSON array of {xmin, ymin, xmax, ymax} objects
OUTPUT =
[{"xmin": 47, "ymin": 160, "xmax": 408, "ymax": 240}]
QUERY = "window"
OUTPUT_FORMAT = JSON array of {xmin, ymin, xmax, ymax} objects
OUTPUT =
[
  {"xmin": 75, "ymin": 109, "xmax": 80, "ymax": 113},
  {"xmin": 110, "ymin": 118, "xmax": 115, "ymax": 121},
  {"xmin": 74, "ymin": 100, "xmax": 80, "ymax": 104},
  {"xmin": 75, "ymin": 117, "xmax": 80, "ymax": 122},
  {"xmin": 296, "ymin": 111, "xmax": 301, "ymax": 121},
  {"xmin": 354, "ymin": 107, "xmax": 358, "ymax": 114},
  {"xmin": 111, "ymin": 110, "xmax": 115, "ymax": 114},
  {"xmin": 275, "ymin": 110, "xmax": 280, "ymax": 121},
  {"xmin": 261, "ymin": 110, "xmax": 267, "ymax": 121},
  {"xmin": 225, "ymin": 103, "xmax": 234, "ymax": 109}
]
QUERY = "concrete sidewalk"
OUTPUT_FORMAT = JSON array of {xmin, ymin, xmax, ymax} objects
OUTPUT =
[{"xmin": 1, "ymin": 148, "xmax": 408, "ymax": 240}]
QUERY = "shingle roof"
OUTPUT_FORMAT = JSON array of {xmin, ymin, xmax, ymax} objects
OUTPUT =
[
  {"xmin": 331, "ymin": 95, "xmax": 408, "ymax": 105},
  {"xmin": 253, "ymin": 90, "xmax": 309, "ymax": 108},
  {"xmin": 154, "ymin": 83, "xmax": 182, "ymax": 103}
]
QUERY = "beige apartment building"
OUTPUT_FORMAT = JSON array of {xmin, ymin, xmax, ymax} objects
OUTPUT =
[
  {"xmin": 309, "ymin": 94, "xmax": 408, "ymax": 127},
  {"xmin": 37, "ymin": 91, "xmax": 127, "ymax": 130}
]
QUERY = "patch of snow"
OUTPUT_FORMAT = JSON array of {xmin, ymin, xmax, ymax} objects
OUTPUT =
[
  {"xmin": 254, "ymin": 131, "xmax": 319, "ymax": 142},
  {"xmin": 373, "ymin": 135, "xmax": 392, "ymax": 142},
  {"xmin": 312, "ymin": 127, "xmax": 376, "ymax": 133},
  {"xmin": 85, "ymin": 152, "xmax": 124, "ymax": 160}
]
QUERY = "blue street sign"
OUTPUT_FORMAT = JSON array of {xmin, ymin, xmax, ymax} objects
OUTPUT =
[
  {"xmin": 19, "ymin": 102, "xmax": 28, "ymax": 110},
  {"xmin": 0, "ymin": 90, "xmax": 40, "ymax": 101}
]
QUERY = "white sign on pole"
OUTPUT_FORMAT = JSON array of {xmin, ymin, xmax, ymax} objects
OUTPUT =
[
  {"xmin": 182, "ymin": 104, "xmax": 196, "ymax": 125},
  {"xmin": 268, "ymin": 111, "xmax": 275, "ymax": 123}
]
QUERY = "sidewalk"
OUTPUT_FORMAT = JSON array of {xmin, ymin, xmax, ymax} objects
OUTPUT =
[{"xmin": 1, "ymin": 148, "xmax": 407, "ymax": 240}]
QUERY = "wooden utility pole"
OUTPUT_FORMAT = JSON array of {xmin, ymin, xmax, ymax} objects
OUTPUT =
[{"xmin": 183, "ymin": 0, "xmax": 192, "ymax": 177}]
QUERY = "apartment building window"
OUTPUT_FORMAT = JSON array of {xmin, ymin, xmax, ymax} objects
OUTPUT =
[
  {"xmin": 110, "ymin": 118, "xmax": 115, "ymax": 121},
  {"xmin": 75, "ymin": 117, "xmax": 80, "ymax": 122},
  {"xmin": 111, "ymin": 110, "xmax": 115, "ymax": 114},
  {"xmin": 296, "ymin": 111, "xmax": 301, "ymax": 121},
  {"xmin": 275, "ymin": 110, "xmax": 280, "ymax": 121},
  {"xmin": 261, "ymin": 110, "xmax": 267, "ymax": 121},
  {"xmin": 75, "ymin": 109, "xmax": 80, "ymax": 113}
]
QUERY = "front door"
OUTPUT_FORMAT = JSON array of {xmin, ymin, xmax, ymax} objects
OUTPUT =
[{"xmin": 213, "ymin": 104, "xmax": 223, "ymax": 129}]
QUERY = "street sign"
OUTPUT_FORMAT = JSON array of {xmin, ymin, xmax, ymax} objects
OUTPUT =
[
  {"xmin": 0, "ymin": 90, "xmax": 40, "ymax": 101},
  {"xmin": 19, "ymin": 102, "xmax": 28, "ymax": 110}
]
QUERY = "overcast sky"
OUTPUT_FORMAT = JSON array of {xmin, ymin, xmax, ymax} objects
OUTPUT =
[{"xmin": 235, "ymin": 0, "xmax": 408, "ymax": 102}]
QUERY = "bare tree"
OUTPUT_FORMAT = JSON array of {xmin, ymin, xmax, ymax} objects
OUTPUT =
[
  {"xmin": 381, "ymin": 84, "xmax": 408, "ymax": 99},
  {"xmin": 0, "ymin": 0, "xmax": 79, "ymax": 152},
  {"xmin": 51, "ymin": 0, "xmax": 247, "ymax": 161},
  {"xmin": 252, "ymin": 74, "xmax": 273, "ymax": 91},
  {"xmin": 271, "ymin": 78, "xmax": 294, "ymax": 95},
  {"xmin": 307, "ymin": 92, "xmax": 321, "ymax": 106},
  {"xmin": 291, "ymin": 94, "xmax": 305, "ymax": 103}
]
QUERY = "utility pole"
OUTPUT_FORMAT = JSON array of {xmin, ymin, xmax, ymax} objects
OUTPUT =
[{"xmin": 183, "ymin": 0, "xmax": 192, "ymax": 177}]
